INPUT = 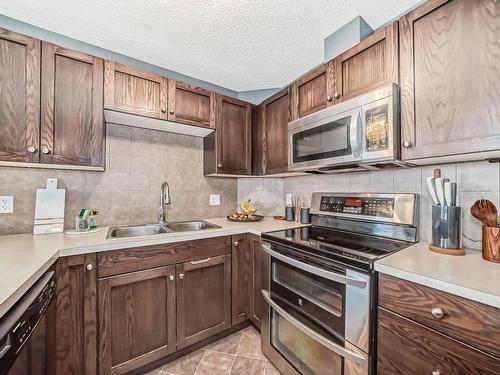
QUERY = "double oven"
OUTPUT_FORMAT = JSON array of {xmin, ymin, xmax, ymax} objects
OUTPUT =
[{"xmin": 261, "ymin": 240, "xmax": 372, "ymax": 375}]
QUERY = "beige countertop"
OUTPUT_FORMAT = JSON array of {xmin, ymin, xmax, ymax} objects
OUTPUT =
[
  {"xmin": 0, "ymin": 217, "xmax": 303, "ymax": 318},
  {"xmin": 375, "ymin": 242, "xmax": 500, "ymax": 309}
]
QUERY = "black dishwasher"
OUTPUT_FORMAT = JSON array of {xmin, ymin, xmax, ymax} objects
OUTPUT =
[{"xmin": 0, "ymin": 271, "xmax": 55, "ymax": 375}]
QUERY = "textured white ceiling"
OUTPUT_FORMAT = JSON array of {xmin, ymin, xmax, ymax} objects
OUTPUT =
[{"xmin": 0, "ymin": 0, "xmax": 421, "ymax": 91}]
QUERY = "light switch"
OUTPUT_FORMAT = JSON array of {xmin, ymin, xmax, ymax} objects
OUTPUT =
[
  {"xmin": 0, "ymin": 196, "xmax": 14, "ymax": 213},
  {"xmin": 210, "ymin": 194, "xmax": 221, "ymax": 206}
]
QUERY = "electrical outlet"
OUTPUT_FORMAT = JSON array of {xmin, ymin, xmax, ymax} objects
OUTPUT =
[
  {"xmin": 0, "ymin": 196, "xmax": 14, "ymax": 214},
  {"xmin": 209, "ymin": 194, "xmax": 221, "ymax": 206}
]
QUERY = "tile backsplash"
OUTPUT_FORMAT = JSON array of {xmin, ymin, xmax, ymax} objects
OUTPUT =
[
  {"xmin": 238, "ymin": 161, "xmax": 500, "ymax": 250},
  {"xmin": 0, "ymin": 124, "xmax": 237, "ymax": 235}
]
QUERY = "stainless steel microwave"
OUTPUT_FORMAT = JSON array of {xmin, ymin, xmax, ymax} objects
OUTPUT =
[{"xmin": 288, "ymin": 84, "xmax": 403, "ymax": 173}]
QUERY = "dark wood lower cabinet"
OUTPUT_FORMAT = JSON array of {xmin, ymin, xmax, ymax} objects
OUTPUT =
[
  {"xmin": 53, "ymin": 254, "xmax": 97, "ymax": 375},
  {"xmin": 98, "ymin": 266, "xmax": 176, "ymax": 375},
  {"xmin": 176, "ymin": 254, "xmax": 232, "ymax": 349},
  {"xmin": 377, "ymin": 307, "xmax": 500, "ymax": 375},
  {"xmin": 249, "ymin": 235, "xmax": 262, "ymax": 329},
  {"xmin": 231, "ymin": 234, "xmax": 252, "ymax": 325}
]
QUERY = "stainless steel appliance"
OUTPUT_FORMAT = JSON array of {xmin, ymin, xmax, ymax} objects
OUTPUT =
[
  {"xmin": 0, "ymin": 271, "xmax": 55, "ymax": 375},
  {"xmin": 288, "ymin": 84, "xmax": 406, "ymax": 173},
  {"xmin": 261, "ymin": 193, "xmax": 418, "ymax": 375}
]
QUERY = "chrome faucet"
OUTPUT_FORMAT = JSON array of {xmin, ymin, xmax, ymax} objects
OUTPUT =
[{"xmin": 159, "ymin": 181, "xmax": 171, "ymax": 225}]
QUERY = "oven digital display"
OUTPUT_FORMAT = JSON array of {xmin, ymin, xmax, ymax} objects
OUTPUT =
[{"xmin": 345, "ymin": 198, "xmax": 362, "ymax": 207}]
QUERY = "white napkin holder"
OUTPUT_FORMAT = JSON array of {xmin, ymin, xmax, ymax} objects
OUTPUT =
[{"xmin": 34, "ymin": 178, "xmax": 66, "ymax": 235}]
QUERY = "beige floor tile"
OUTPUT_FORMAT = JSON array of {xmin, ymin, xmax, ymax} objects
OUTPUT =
[
  {"xmin": 230, "ymin": 356, "xmax": 267, "ymax": 375},
  {"xmin": 242, "ymin": 326, "xmax": 260, "ymax": 337},
  {"xmin": 195, "ymin": 351, "xmax": 235, "ymax": 375},
  {"xmin": 207, "ymin": 331, "xmax": 243, "ymax": 354},
  {"xmin": 264, "ymin": 362, "xmax": 282, "ymax": 375},
  {"xmin": 236, "ymin": 332, "xmax": 266, "ymax": 359},
  {"xmin": 160, "ymin": 349, "xmax": 206, "ymax": 375}
]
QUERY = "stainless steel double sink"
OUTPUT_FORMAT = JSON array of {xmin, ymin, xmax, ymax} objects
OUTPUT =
[{"xmin": 106, "ymin": 220, "xmax": 221, "ymax": 239}]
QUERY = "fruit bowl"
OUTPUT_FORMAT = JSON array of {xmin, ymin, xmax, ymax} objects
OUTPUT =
[{"xmin": 227, "ymin": 213, "xmax": 264, "ymax": 222}]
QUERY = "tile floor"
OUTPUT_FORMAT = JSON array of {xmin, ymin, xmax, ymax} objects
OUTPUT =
[{"xmin": 146, "ymin": 326, "xmax": 281, "ymax": 375}]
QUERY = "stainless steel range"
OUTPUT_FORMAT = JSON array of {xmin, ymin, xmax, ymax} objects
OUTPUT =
[{"xmin": 260, "ymin": 192, "xmax": 418, "ymax": 375}]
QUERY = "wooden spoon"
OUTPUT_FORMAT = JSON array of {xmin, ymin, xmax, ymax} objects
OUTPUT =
[{"xmin": 470, "ymin": 199, "xmax": 498, "ymax": 227}]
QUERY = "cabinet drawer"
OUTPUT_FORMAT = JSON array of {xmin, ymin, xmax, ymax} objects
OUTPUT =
[
  {"xmin": 379, "ymin": 274, "xmax": 500, "ymax": 358},
  {"xmin": 377, "ymin": 307, "xmax": 500, "ymax": 375},
  {"xmin": 97, "ymin": 236, "xmax": 231, "ymax": 277}
]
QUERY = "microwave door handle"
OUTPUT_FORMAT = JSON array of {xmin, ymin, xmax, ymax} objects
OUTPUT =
[
  {"xmin": 349, "ymin": 110, "xmax": 362, "ymax": 159},
  {"xmin": 262, "ymin": 290, "xmax": 368, "ymax": 365},
  {"xmin": 261, "ymin": 243, "xmax": 367, "ymax": 288}
]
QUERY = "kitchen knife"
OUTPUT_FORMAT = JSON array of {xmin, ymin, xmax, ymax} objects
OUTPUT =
[
  {"xmin": 450, "ymin": 182, "xmax": 457, "ymax": 206},
  {"xmin": 426, "ymin": 177, "xmax": 439, "ymax": 205},
  {"xmin": 435, "ymin": 177, "xmax": 447, "ymax": 206},
  {"xmin": 444, "ymin": 181, "xmax": 452, "ymax": 206}
]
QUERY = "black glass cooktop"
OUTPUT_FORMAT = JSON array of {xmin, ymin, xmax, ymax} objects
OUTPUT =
[{"xmin": 261, "ymin": 226, "xmax": 411, "ymax": 270}]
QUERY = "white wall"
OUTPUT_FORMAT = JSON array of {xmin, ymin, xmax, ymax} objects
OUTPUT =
[{"xmin": 238, "ymin": 160, "xmax": 500, "ymax": 250}]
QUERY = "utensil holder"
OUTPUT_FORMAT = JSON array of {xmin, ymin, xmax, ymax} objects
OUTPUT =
[
  {"xmin": 429, "ymin": 205, "xmax": 464, "ymax": 255},
  {"xmin": 482, "ymin": 225, "xmax": 500, "ymax": 263}
]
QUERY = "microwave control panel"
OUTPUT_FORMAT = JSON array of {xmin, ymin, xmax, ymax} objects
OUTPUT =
[{"xmin": 319, "ymin": 196, "xmax": 394, "ymax": 218}]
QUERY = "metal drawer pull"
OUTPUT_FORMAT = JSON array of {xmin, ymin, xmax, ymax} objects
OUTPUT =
[
  {"xmin": 262, "ymin": 290, "xmax": 367, "ymax": 365},
  {"xmin": 190, "ymin": 258, "xmax": 210, "ymax": 265},
  {"xmin": 261, "ymin": 243, "xmax": 367, "ymax": 288},
  {"xmin": 178, "ymin": 273, "xmax": 184, "ymax": 279},
  {"xmin": 169, "ymin": 275, "xmax": 175, "ymax": 281},
  {"xmin": 431, "ymin": 307, "xmax": 445, "ymax": 319},
  {"xmin": 432, "ymin": 371, "xmax": 440, "ymax": 375},
  {"xmin": 86, "ymin": 264, "xmax": 93, "ymax": 271}
]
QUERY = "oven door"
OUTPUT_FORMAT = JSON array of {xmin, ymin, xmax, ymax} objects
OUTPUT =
[
  {"xmin": 288, "ymin": 108, "xmax": 362, "ymax": 171},
  {"xmin": 261, "ymin": 241, "xmax": 371, "ymax": 375}
]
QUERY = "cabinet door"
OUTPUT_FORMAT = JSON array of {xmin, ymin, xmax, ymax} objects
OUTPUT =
[
  {"xmin": 291, "ymin": 64, "xmax": 334, "ymax": 119},
  {"xmin": 261, "ymin": 87, "xmax": 291, "ymax": 174},
  {"xmin": 98, "ymin": 266, "xmax": 176, "ymax": 375},
  {"xmin": 252, "ymin": 105, "xmax": 264, "ymax": 175},
  {"xmin": 104, "ymin": 61, "xmax": 168, "ymax": 120},
  {"xmin": 400, "ymin": 0, "xmax": 500, "ymax": 161},
  {"xmin": 41, "ymin": 43, "xmax": 104, "ymax": 167},
  {"xmin": 167, "ymin": 80, "xmax": 215, "ymax": 128},
  {"xmin": 177, "ymin": 255, "xmax": 231, "ymax": 349},
  {"xmin": 54, "ymin": 254, "xmax": 97, "ymax": 375},
  {"xmin": 0, "ymin": 28, "xmax": 40, "ymax": 163},
  {"xmin": 332, "ymin": 21, "xmax": 398, "ymax": 103},
  {"xmin": 377, "ymin": 307, "xmax": 500, "ymax": 375},
  {"xmin": 249, "ymin": 235, "xmax": 262, "ymax": 329},
  {"xmin": 231, "ymin": 234, "xmax": 251, "ymax": 325},
  {"xmin": 216, "ymin": 95, "xmax": 252, "ymax": 175}
]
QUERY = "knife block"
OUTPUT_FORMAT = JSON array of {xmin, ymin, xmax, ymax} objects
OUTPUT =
[
  {"xmin": 482, "ymin": 225, "xmax": 500, "ymax": 263},
  {"xmin": 429, "ymin": 205, "xmax": 465, "ymax": 256}
]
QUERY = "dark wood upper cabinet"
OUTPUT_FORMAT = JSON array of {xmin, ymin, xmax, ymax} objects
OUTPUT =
[
  {"xmin": 0, "ymin": 28, "xmax": 40, "ymax": 163},
  {"xmin": 53, "ymin": 254, "xmax": 97, "ymax": 375},
  {"xmin": 41, "ymin": 43, "xmax": 104, "ymax": 168},
  {"xmin": 251, "ymin": 105, "xmax": 264, "ymax": 175},
  {"xmin": 104, "ymin": 61, "xmax": 168, "ymax": 120},
  {"xmin": 176, "ymin": 255, "xmax": 232, "ymax": 349},
  {"xmin": 167, "ymin": 80, "xmax": 215, "ymax": 128},
  {"xmin": 98, "ymin": 266, "xmax": 176, "ymax": 375},
  {"xmin": 210, "ymin": 94, "xmax": 252, "ymax": 175},
  {"xmin": 291, "ymin": 64, "xmax": 334, "ymax": 119},
  {"xmin": 400, "ymin": 0, "xmax": 500, "ymax": 161},
  {"xmin": 249, "ymin": 234, "xmax": 262, "ymax": 330},
  {"xmin": 331, "ymin": 21, "xmax": 398, "ymax": 104},
  {"xmin": 260, "ymin": 87, "xmax": 291, "ymax": 174},
  {"xmin": 231, "ymin": 234, "xmax": 252, "ymax": 325}
]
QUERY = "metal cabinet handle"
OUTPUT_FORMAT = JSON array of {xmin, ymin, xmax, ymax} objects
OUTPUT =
[
  {"xmin": 431, "ymin": 307, "xmax": 445, "ymax": 319},
  {"xmin": 234, "ymin": 241, "xmax": 239, "ymax": 247},
  {"xmin": 217, "ymin": 163, "xmax": 222, "ymax": 168},
  {"xmin": 432, "ymin": 371, "xmax": 441, "ymax": 375},
  {"xmin": 333, "ymin": 92, "xmax": 340, "ymax": 99},
  {"xmin": 402, "ymin": 140, "xmax": 412, "ymax": 148},
  {"xmin": 326, "ymin": 95, "xmax": 333, "ymax": 101},
  {"xmin": 262, "ymin": 290, "xmax": 367, "ymax": 365},
  {"xmin": 86, "ymin": 264, "xmax": 93, "ymax": 271},
  {"xmin": 262, "ymin": 243, "xmax": 367, "ymax": 288},
  {"xmin": 190, "ymin": 258, "xmax": 210, "ymax": 265},
  {"xmin": 169, "ymin": 275, "xmax": 175, "ymax": 281},
  {"xmin": 178, "ymin": 273, "xmax": 184, "ymax": 279},
  {"xmin": 27, "ymin": 146, "xmax": 36, "ymax": 153},
  {"xmin": 41, "ymin": 147, "xmax": 51, "ymax": 154},
  {"xmin": 169, "ymin": 109, "xmax": 175, "ymax": 115},
  {"xmin": 161, "ymin": 108, "xmax": 166, "ymax": 113}
]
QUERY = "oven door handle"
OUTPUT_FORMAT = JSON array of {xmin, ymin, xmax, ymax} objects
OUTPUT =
[
  {"xmin": 262, "ymin": 243, "xmax": 367, "ymax": 288},
  {"xmin": 262, "ymin": 290, "xmax": 368, "ymax": 365}
]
